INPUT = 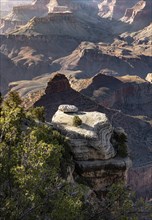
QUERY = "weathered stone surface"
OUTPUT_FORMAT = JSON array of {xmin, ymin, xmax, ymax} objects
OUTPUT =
[
  {"xmin": 58, "ymin": 104, "xmax": 78, "ymax": 113},
  {"xmin": 51, "ymin": 105, "xmax": 132, "ymax": 191},
  {"xmin": 146, "ymin": 73, "xmax": 152, "ymax": 83},
  {"xmin": 52, "ymin": 109, "xmax": 116, "ymax": 160},
  {"xmin": 0, "ymin": 0, "xmax": 49, "ymax": 34},
  {"xmin": 75, "ymin": 157, "xmax": 131, "ymax": 191}
]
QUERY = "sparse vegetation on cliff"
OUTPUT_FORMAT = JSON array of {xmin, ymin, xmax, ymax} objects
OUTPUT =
[
  {"xmin": 73, "ymin": 115, "xmax": 82, "ymax": 127},
  {"xmin": 0, "ymin": 92, "xmax": 85, "ymax": 219},
  {"xmin": 0, "ymin": 92, "xmax": 151, "ymax": 220}
]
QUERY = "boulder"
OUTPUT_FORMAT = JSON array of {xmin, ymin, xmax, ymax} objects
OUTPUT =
[
  {"xmin": 58, "ymin": 104, "xmax": 78, "ymax": 113},
  {"xmin": 52, "ymin": 109, "xmax": 116, "ymax": 160}
]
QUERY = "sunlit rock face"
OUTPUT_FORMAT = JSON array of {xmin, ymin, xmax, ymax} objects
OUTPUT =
[
  {"xmin": 146, "ymin": 73, "xmax": 152, "ymax": 83},
  {"xmin": 98, "ymin": 0, "xmax": 151, "ymax": 29},
  {"xmin": 121, "ymin": 0, "xmax": 152, "ymax": 29},
  {"xmin": 98, "ymin": 0, "xmax": 138, "ymax": 20},
  {"xmin": 52, "ymin": 106, "xmax": 116, "ymax": 160}
]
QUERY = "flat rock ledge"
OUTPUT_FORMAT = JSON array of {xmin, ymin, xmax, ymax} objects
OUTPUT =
[
  {"xmin": 52, "ymin": 106, "xmax": 116, "ymax": 160},
  {"xmin": 75, "ymin": 157, "xmax": 132, "ymax": 191}
]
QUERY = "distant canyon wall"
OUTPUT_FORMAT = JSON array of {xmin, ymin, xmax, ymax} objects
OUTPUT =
[
  {"xmin": 101, "ymin": 82, "xmax": 152, "ymax": 117},
  {"xmin": 99, "ymin": 0, "xmax": 151, "ymax": 29},
  {"xmin": 127, "ymin": 164, "xmax": 152, "ymax": 199}
]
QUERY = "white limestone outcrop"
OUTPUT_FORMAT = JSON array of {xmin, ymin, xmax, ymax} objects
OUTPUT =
[
  {"xmin": 52, "ymin": 106, "xmax": 116, "ymax": 160},
  {"xmin": 58, "ymin": 104, "xmax": 78, "ymax": 113}
]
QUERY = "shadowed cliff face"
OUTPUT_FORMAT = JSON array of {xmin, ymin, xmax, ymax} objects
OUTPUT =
[
  {"xmin": 80, "ymin": 74, "xmax": 152, "ymax": 118},
  {"xmin": 34, "ymin": 73, "xmax": 107, "ymax": 120}
]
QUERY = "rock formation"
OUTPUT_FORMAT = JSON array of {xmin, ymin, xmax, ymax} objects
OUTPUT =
[
  {"xmin": 99, "ymin": 0, "xmax": 138, "ymax": 20},
  {"xmin": 53, "ymin": 41, "xmax": 152, "ymax": 77},
  {"xmin": 52, "ymin": 104, "xmax": 130, "ymax": 191},
  {"xmin": 52, "ymin": 107, "xmax": 116, "ymax": 160},
  {"xmin": 80, "ymin": 73, "xmax": 152, "ymax": 118},
  {"xmin": 0, "ymin": 0, "xmax": 49, "ymax": 34},
  {"xmin": 11, "ymin": 12, "xmax": 104, "ymax": 41},
  {"xmin": 0, "ymin": 0, "xmax": 151, "ymax": 94},
  {"xmin": 99, "ymin": 0, "xmax": 152, "ymax": 30},
  {"xmin": 9, "ymin": 72, "xmax": 152, "ymax": 197},
  {"xmin": 121, "ymin": 0, "xmax": 152, "ymax": 29},
  {"xmin": 33, "ymin": 73, "xmax": 107, "ymax": 120}
]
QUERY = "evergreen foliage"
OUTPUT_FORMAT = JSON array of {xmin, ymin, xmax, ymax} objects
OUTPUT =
[
  {"xmin": 0, "ymin": 92, "xmax": 84, "ymax": 219},
  {"xmin": 73, "ymin": 115, "xmax": 82, "ymax": 127}
]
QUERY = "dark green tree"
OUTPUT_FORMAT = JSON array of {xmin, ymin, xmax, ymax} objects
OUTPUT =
[{"xmin": 0, "ymin": 92, "xmax": 85, "ymax": 219}]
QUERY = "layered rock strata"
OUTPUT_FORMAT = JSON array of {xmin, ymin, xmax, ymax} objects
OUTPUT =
[
  {"xmin": 52, "ymin": 108, "xmax": 116, "ymax": 160},
  {"xmin": 0, "ymin": 0, "xmax": 49, "ymax": 34},
  {"xmin": 52, "ymin": 105, "xmax": 130, "ymax": 191}
]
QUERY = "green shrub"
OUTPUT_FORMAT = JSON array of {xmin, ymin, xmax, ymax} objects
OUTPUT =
[
  {"xmin": 28, "ymin": 106, "xmax": 45, "ymax": 122},
  {"xmin": 73, "ymin": 115, "xmax": 82, "ymax": 127}
]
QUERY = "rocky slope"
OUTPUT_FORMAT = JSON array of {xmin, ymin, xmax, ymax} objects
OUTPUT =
[
  {"xmin": 33, "ymin": 73, "xmax": 107, "ymax": 120},
  {"xmin": 11, "ymin": 13, "xmax": 103, "ymax": 40},
  {"xmin": 0, "ymin": 0, "xmax": 151, "ymax": 94},
  {"xmin": 53, "ymin": 41, "xmax": 152, "ymax": 78},
  {"xmin": 0, "ymin": 0, "xmax": 49, "ymax": 34},
  {"xmin": 79, "ymin": 73, "xmax": 152, "ymax": 118},
  {"xmin": 0, "ymin": 34, "xmax": 79, "ymax": 94},
  {"xmin": 121, "ymin": 22, "xmax": 152, "ymax": 56}
]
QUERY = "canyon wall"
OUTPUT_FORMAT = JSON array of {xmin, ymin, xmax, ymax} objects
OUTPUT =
[
  {"xmin": 99, "ymin": 0, "xmax": 152, "ymax": 30},
  {"xmin": 127, "ymin": 164, "xmax": 152, "ymax": 198}
]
